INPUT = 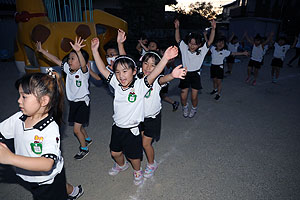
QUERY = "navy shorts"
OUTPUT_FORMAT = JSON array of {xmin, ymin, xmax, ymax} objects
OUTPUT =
[
  {"xmin": 248, "ymin": 59, "xmax": 262, "ymax": 69},
  {"xmin": 210, "ymin": 64, "xmax": 224, "ymax": 79},
  {"xmin": 178, "ymin": 71, "xmax": 202, "ymax": 90},
  {"xmin": 160, "ymin": 83, "xmax": 169, "ymax": 94},
  {"xmin": 110, "ymin": 124, "xmax": 143, "ymax": 160},
  {"xmin": 141, "ymin": 112, "xmax": 161, "ymax": 142},
  {"xmin": 68, "ymin": 101, "xmax": 90, "ymax": 124},
  {"xmin": 271, "ymin": 58, "xmax": 283, "ymax": 68},
  {"xmin": 226, "ymin": 55, "xmax": 235, "ymax": 63}
]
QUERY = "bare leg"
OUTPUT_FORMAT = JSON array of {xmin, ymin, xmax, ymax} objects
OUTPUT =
[
  {"xmin": 111, "ymin": 151, "xmax": 125, "ymax": 166},
  {"xmin": 142, "ymin": 132, "xmax": 155, "ymax": 165},
  {"xmin": 66, "ymin": 183, "xmax": 73, "ymax": 195},
  {"xmin": 161, "ymin": 93, "xmax": 175, "ymax": 105},
  {"xmin": 128, "ymin": 158, "xmax": 141, "ymax": 171},
  {"xmin": 180, "ymin": 88, "xmax": 189, "ymax": 106},
  {"xmin": 253, "ymin": 68, "xmax": 259, "ymax": 81},
  {"xmin": 217, "ymin": 79, "xmax": 222, "ymax": 94},
  {"xmin": 191, "ymin": 89, "xmax": 199, "ymax": 108},
  {"xmin": 213, "ymin": 78, "xmax": 217, "ymax": 90},
  {"xmin": 74, "ymin": 123, "xmax": 86, "ymax": 148}
]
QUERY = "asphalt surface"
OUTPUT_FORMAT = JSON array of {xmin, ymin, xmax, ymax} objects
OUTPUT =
[{"xmin": 0, "ymin": 49, "xmax": 300, "ymax": 200}]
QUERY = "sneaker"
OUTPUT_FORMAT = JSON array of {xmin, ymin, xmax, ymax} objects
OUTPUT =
[
  {"xmin": 214, "ymin": 94, "xmax": 221, "ymax": 101},
  {"xmin": 85, "ymin": 139, "xmax": 92, "ymax": 147},
  {"xmin": 245, "ymin": 77, "xmax": 251, "ymax": 83},
  {"xmin": 210, "ymin": 89, "xmax": 217, "ymax": 95},
  {"xmin": 172, "ymin": 101, "xmax": 179, "ymax": 111},
  {"xmin": 108, "ymin": 161, "xmax": 129, "ymax": 176},
  {"xmin": 133, "ymin": 169, "xmax": 144, "ymax": 185},
  {"xmin": 67, "ymin": 185, "xmax": 84, "ymax": 200},
  {"xmin": 188, "ymin": 107, "xmax": 197, "ymax": 118},
  {"xmin": 144, "ymin": 162, "xmax": 158, "ymax": 178},
  {"xmin": 74, "ymin": 148, "xmax": 89, "ymax": 160},
  {"xmin": 182, "ymin": 104, "xmax": 189, "ymax": 118},
  {"xmin": 225, "ymin": 70, "xmax": 232, "ymax": 74},
  {"xmin": 252, "ymin": 80, "xmax": 257, "ymax": 86}
]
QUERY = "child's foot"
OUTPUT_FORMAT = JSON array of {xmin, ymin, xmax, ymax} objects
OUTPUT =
[
  {"xmin": 188, "ymin": 107, "xmax": 197, "ymax": 118},
  {"xmin": 144, "ymin": 161, "xmax": 158, "ymax": 178},
  {"xmin": 210, "ymin": 89, "xmax": 217, "ymax": 95},
  {"xmin": 133, "ymin": 169, "xmax": 144, "ymax": 185},
  {"xmin": 85, "ymin": 138, "xmax": 92, "ymax": 147},
  {"xmin": 67, "ymin": 185, "xmax": 84, "ymax": 200},
  {"xmin": 108, "ymin": 161, "xmax": 129, "ymax": 176},
  {"xmin": 214, "ymin": 94, "xmax": 221, "ymax": 101},
  {"xmin": 74, "ymin": 147, "xmax": 89, "ymax": 160},
  {"xmin": 245, "ymin": 77, "xmax": 251, "ymax": 83},
  {"xmin": 182, "ymin": 104, "xmax": 189, "ymax": 118},
  {"xmin": 172, "ymin": 101, "xmax": 179, "ymax": 112},
  {"xmin": 252, "ymin": 80, "xmax": 257, "ymax": 86}
]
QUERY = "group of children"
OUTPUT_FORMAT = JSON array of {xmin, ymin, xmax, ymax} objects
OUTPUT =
[{"xmin": 0, "ymin": 17, "xmax": 299, "ymax": 199}]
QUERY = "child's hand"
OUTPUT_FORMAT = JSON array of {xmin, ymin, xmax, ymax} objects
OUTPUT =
[
  {"xmin": 211, "ymin": 19, "xmax": 216, "ymax": 29},
  {"xmin": 70, "ymin": 37, "xmax": 86, "ymax": 52},
  {"xmin": 171, "ymin": 65, "xmax": 187, "ymax": 79},
  {"xmin": 163, "ymin": 46, "xmax": 178, "ymax": 60},
  {"xmin": 117, "ymin": 29, "xmax": 126, "ymax": 44},
  {"xmin": 36, "ymin": 41, "xmax": 44, "ymax": 53},
  {"xmin": 243, "ymin": 51, "xmax": 250, "ymax": 56},
  {"xmin": 0, "ymin": 142, "xmax": 13, "ymax": 165},
  {"xmin": 174, "ymin": 19, "xmax": 180, "ymax": 29},
  {"xmin": 91, "ymin": 37, "xmax": 100, "ymax": 52}
]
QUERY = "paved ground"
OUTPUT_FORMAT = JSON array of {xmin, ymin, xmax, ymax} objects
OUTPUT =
[{"xmin": 0, "ymin": 49, "xmax": 300, "ymax": 200}]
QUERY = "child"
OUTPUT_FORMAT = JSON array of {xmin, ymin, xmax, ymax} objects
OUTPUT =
[
  {"xmin": 137, "ymin": 51, "xmax": 186, "ymax": 178},
  {"xmin": 0, "ymin": 72, "xmax": 83, "ymax": 200},
  {"xmin": 136, "ymin": 33, "xmax": 148, "ymax": 55},
  {"xmin": 287, "ymin": 32, "xmax": 300, "ymax": 67},
  {"xmin": 174, "ymin": 18, "xmax": 216, "ymax": 118},
  {"xmin": 271, "ymin": 36, "xmax": 291, "ymax": 83},
  {"xmin": 244, "ymin": 32, "xmax": 273, "ymax": 86},
  {"xmin": 210, "ymin": 37, "xmax": 249, "ymax": 100},
  {"xmin": 36, "ymin": 37, "xmax": 92, "ymax": 160},
  {"xmin": 226, "ymin": 32, "xmax": 240, "ymax": 74},
  {"xmin": 137, "ymin": 38, "xmax": 159, "ymax": 56},
  {"xmin": 91, "ymin": 37, "xmax": 179, "ymax": 185}
]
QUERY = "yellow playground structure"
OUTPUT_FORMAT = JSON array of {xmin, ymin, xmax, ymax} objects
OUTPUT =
[{"xmin": 14, "ymin": 0, "xmax": 127, "ymax": 74}]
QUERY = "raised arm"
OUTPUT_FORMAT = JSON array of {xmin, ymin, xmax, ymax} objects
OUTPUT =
[
  {"xmin": 291, "ymin": 35, "xmax": 298, "ymax": 48},
  {"xmin": 0, "ymin": 142, "xmax": 54, "ymax": 171},
  {"xmin": 158, "ymin": 65, "xmax": 187, "ymax": 85},
  {"xmin": 262, "ymin": 32, "xmax": 274, "ymax": 46},
  {"xmin": 231, "ymin": 51, "xmax": 249, "ymax": 56},
  {"xmin": 207, "ymin": 19, "xmax": 216, "ymax": 47},
  {"xmin": 91, "ymin": 38, "xmax": 111, "ymax": 79},
  {"xmin": 147, "ymin": 46, "xmax": 178, "ymax": 85},
  {"xmin": 36, "ymin": 41, "xmax": 62, "ymax": 66},
  {"xmin": 87, "ymin": 62, "xmax": 101, "ymax": 80},
  {"xmin": 70, "ymin": 37, "xmax": 87, "ymax": 72},
  {"xmin": 174, "ymin": 19, "xmax": 181, "ymax": 44},
  {"xmin": 203, "ymin": 30, "xmax": 208, "ymax": 42},
  {"xmin": 117, "ymin": 29, "xmax": 127, "ymax": 55},
  {"xmin": 244, "ymin": 32, "xmax": 254, "ymax": 45},
  {"xmin": 228, "ymin": 32, "xmax": 235, "ymax": 43}
]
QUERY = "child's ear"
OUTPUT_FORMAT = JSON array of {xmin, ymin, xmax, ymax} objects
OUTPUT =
[
  {"xmin": 40, "ymin": 95, "xmax": 50, "ymax": 107},
  {"xmin": 133, "ymin": 68, "xmax": 137, "ymax": 76}
]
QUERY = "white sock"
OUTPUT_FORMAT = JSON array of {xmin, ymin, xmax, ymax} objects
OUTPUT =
[{"xmin": 69, "ymin": 186, "xmax": 79, "ymax": 197}]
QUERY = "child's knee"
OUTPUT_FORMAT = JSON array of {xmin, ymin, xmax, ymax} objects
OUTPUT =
[{"xmin": 111, "ymin": 151, "xmax": 122, "ymax": 158}]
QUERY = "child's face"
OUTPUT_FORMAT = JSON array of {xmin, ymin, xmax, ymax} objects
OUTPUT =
[
  {"xmin": 188, "ymin": 39, "xmax": 200, "ymax": 53},
  {"xmin": 68, "ymin": 52, "xmax": 81, "ymax": 71},
  {"xmin": 216, "ymin": 40, "xmax": 225, "ymax": 50},
  {"xmin": 106, "ymin": 48, "xmax": 119, "ymax": 65},
  {"xmin": 148, "ymin": 42, "xmax": 158, "ymax": 51},
  {"xmin": 232, "ymin": 39, "xmax": 238, "ymax": 44},
  {"xmin": 142, "ymin": 57, "xmax": 156, "ymax": 76},
  {"xmin": 18, "ymin": 85, "xmax": 42, "ymax": 117},
  {"xmin": 278, "ymin": 39, "xmax": 285, "ymax": 46},
  {"xmin": 254, "ymin": 39, "xmax": 261, "ymax": 46},
  {"xmin": 115, "ymin": 63, "xmax": 136, "ymax": 88}
]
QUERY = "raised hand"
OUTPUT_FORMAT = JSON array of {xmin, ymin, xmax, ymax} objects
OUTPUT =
[
  {"xmin": 171, "ymin": 65, "xmax": 187, "ymax": 79},
  {"xmin": 163, "ymin": 46, "xmax": 178, "ymax": 60},
  {"xmin": 36, "ymin": 41, "xmax": 44, "ymax": 53},
  {"xmin": 117, "ymin": 29, "xmax": 126, "ymax": 44},
  {"xmin": 70, "ymin": 37, "xmax": 86, "ymax": 52},
  {"xmin": 91, "ymin": 37, "xmax": 100, "ymax": 52},
  {"xmin": 211, "ymin": 19, "xmax": 216, "ymax": 29},
  {"xmin": 243, "ymin": 51, "xmax": 250, "ymax": 56},
  {"xmin": 174, "ymin": 19, "xmax": 180, "ymax": 29}
]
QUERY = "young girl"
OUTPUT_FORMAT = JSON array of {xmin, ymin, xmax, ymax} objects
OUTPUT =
[
  {"xmin": 91, "ymin": 37, "xmax": 179, "ymax": 185},
  {"xmin": 271, "ymin": 36, "xmax": 292, "ymax": 83},
  {"xmin": 210, "ymin": 37, "xmax": 249, "ymax": 101},
  {"xmin": 138, "ymin": 51, "xmax": 186, "ymax": 178},
  {"xmin": 226, "ymin": 32, "xmax": 240, "ymax": 74},
  {"xmin": 36, "ymin": 37, "xmax": 92, "ymax": 160},
  {"xmin": 174, "ymin": 18, "xmax": 216, "ymax": 118},
  {"xmin": 244, "ymin": 32, "xmax": 273, "ymax": 86},
  {"xmin": 0, "ymin": 72, "xmax": 82, "ymax": 200}
]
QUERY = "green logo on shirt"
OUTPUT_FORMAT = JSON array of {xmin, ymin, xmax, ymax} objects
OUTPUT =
[
  {"xmin": 145, "ymin": 88, "xmax": 153, "ymax": 98},
  {"xmin": 128, "ymin": 92, "xmax": 137, "ymax": 103},
  {"xmin": 30, "ymin": 143, "xmax": 42, "ymax": 154},
  {"xmin": 76, "ymin": 80, "xmax": 82, "ymax": 87}
]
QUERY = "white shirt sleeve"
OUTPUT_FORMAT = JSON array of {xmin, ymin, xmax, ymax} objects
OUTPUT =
[
  {"xmin": 41, "ymin": 124, "xmax": 61, "ymax": 157},
  {"xmin": 224, "ymin": 50, "xmax": 231, "ymax": 57},
  {"xmin": 0, "ymin": 112, "xmax": 22, "ymax": 139}
]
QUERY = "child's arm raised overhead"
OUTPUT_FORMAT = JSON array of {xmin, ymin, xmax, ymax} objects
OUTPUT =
[
  {"xmin": 158, "ymin": 65, "xmax": 187, "ymax": 85},
  {"xmin": 228, "ymin": 32, "xmax": 235, "ymax": 43},
  {"xmin": 262, "ymin": 32, "xmax": 274, "ymax": 47},
  {"xmin": 147, "ymin": 46, "xmax": 178, "ymax": 85},
  {"xmin": 117, "ymin": 29, "xmax": 127, "ymax": 55},
  {"xmin": 207, "ymin": 19, "xmax": 216, "ymax": 47},
  {"xmin": 36, "ymin": 41, "xmax": 62, "ymax": 66},
  {"xmin": 244, "ymin": 32, "xmax": 254, "ymax": 45},
  {"xmin": 87, "ymin": 62, "xmax": 101, "ymax": 80},
  {"xmin": 91, "ymin": 37, "xmax": 111, "ymax": 79},
  {"xmin": 174, "ymin": 19, "xmax": 181, "ymax": 43},
  {"xmin": 70, "ymin": 37, "xmax": 87, "ymax": 72},
  {"xmin": 0, "ymin": 142, "xmax": 54, "ymax": 172}
]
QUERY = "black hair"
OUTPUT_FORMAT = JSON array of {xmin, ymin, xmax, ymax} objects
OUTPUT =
[
  {"xmin": 184, "ymin": 32, "xmax": 205, "ymax": 46},
  {"xmin": 137, "ymin": 51, "xmax": 162, "ymax": 78},
  {"xmin": 216, "ymin": 36, "xmax": 227, "ymax": 50},
  {"xmin": 70, "ymin": 49, "xmax": 89, "ymax": 64},
  {"xmin": 112, "ymin": 55, "xmax": 137, "ymax": 72},
  {"xmin": 147, "ymin": 40, "xmax": 159, "ymax": 50},
  {"xmin": 231, "ymin": 36, "xmax": 238, "ymax": 43},
  {"xmin": 104, "ymin": 41, "xmax": 118, "ymax": 53},
  {"xmin": 254, "ymin": 34, "xmax": 262, "ymax": 41},
  {"xmin": 278, "ymin": 36, "xmax": 287, "ymax": 42}
]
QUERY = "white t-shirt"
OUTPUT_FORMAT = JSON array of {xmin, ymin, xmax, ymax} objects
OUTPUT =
[
  {"xmin": 0, "ymin": 112, "xmax": 64, "ymax": 185},
  {"xmin": 251, "ymin": 44, "xmax": 264, "ymax": 62},
  {"xmin": 144, "ymin": 76, "xmax": 164, "ymax": 118},
  {"xmin": 227, "ymin": 42, "xmax": 239, "ymax": 53},
  {"xmin": 108, "ymin": 73, "xmax": 151, "ymax": 131},
  {"xmin": 210, "ymin": 46, "xmax": 231, "ymax": 65},
  {"xmin": 273, "ymin": 42, "xmax": 290, "ymax": 60},
  {"xmin": 179, "ymin": 41, "xmax": 209, "ymax": 73},
  {"xmin": 62, "ymin": 62, "xmax": 90, "ymax": 105}
]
